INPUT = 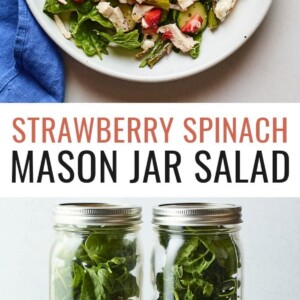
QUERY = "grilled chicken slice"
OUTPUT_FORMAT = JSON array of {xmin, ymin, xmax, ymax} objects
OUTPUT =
[{"xmin": 213, "ymin": 0, "xmax": 237, "ymax": 22}]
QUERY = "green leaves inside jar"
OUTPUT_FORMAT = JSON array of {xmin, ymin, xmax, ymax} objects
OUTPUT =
[
  {"xmin": 156, "ymin": 227, "xmax": 241, "ymax": 300},
  {"xmin": 51, "ymin": 229, "xmax": 140, "ymax": 300}
]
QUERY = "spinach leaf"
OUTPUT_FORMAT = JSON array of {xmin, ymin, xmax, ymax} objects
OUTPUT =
[
  {"xmin": 51, "ymin": 228, "xmax": 140, "ymax": 300},
  {"xmin": 74, "ymin": 244, "xmax": 94, "ymax": 267},
  {"xmin": 96, "ymin": 30, "xmax": 141, "ymax": 50},
  {"xmin": 80, "ymin": 269, "xmax": 105, "ymax": 300},
  {"xmin": 190, "ymin": 32, "xmax": 203, "ymax": 59},
  {"xmin": 73, "ymin": 263, "xmax": 85, "ymax": 289},
  {"xmin": 70, "ymin": 18, "xmax": 109, "ymax": 59},
  {"xmin": 44, "ymin": 0, "xmax": 112, "ymax": 61},
  {"xmin": 156, "ymin": 227, "xmax": 241, "ymax": 300},
  {"xmin": 44, "ymin": 0, "xmax": 77, "ymax": 15},
  {"xmin": 72, "ymin": 8, "xmax": 113, "ymax": 35},
  {"xmin": 44, "ymin": 0, "xmax": 93, "ymax": 15},
  {"xmin": 97, "ymin": 269, "xmax": 114, "ymax": 291}
]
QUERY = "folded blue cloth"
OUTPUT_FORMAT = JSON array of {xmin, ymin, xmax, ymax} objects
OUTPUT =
[{"xmin": 0, "ymin": 0, "xmax": 65, "ymax": 103}]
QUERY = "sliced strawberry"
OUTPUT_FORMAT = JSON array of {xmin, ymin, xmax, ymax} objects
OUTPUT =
[
  {"xmin": 144, "ymin": 8, "xmax": 162, "ymax": 29},
  {"xmin": 181, "ymin": 15, "xmax": 203, "ymax": 34},
  {"xmin": 162, "ymin": 30, "xmax": 173, "ymax": 41}
]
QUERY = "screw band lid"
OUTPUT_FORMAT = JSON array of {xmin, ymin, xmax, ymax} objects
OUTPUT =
[
  {"xmin": 153, "ymin": 203, "xmax": 242, "ymax": 226},
  {"xmin": 54, "ymin": 203, "xmax": 142, "ymax": 226}
]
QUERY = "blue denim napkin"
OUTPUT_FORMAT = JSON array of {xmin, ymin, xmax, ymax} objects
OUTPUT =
[{"xmin": 0, "ymin": 0, "xmax": 65, "ymax": 103}]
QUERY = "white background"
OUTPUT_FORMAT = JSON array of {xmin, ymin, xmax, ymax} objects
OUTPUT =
[
  {"xmin": 0, "ymin": 103, "xmax": 299, "ymax": 197},
  {"xmin": 0, "ymin": 198, "xmax": 299, "ymax": 300},
  {"xmin": 62, "ymin": 0, "xmax": 300, "ymax": 103}
]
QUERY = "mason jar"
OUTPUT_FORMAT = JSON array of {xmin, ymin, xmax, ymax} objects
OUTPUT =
[
  {"xmin": 152, "ymin": 203, "xmax": 243, "ymax": 300},
  {"xmin": 50, "ymin": 203, "xmax": 142, "ymax": 300}
]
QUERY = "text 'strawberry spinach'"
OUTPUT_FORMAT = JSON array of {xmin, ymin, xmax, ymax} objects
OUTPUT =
[{"xmin": 43, "ymin": 0, "xmax": 238, "ymax": 68}]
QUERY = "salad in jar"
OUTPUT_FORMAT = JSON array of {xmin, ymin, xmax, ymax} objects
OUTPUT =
[{"xmin": 44, "ymin": 0, "xmax": 238, "ymax": 68}]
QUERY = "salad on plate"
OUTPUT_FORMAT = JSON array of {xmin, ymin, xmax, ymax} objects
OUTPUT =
[{"xmin": 44, "ymin": 0, "xmax": 238, "ymax": 68}]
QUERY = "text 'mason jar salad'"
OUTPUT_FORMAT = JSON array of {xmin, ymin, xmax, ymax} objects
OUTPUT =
[
  {"xmin": 50, "ymin": 203, "xmax": 142, "ymax": 300},
  {"xmin": 152, "ymin": 203, "xmax": 243, "ymax": 300},
  {"xmin": 44, "ymin": 0, "xmax": 238, "ymax": 68}
]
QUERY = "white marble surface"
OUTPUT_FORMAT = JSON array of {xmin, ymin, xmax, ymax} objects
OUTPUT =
[{"xmin": 64, "ymin": 0, "xmax": 300, "ymax": 103}]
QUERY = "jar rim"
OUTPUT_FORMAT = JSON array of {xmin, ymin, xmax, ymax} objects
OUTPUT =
[
  {"xmin": 153, "ymin": 202, "xmax": 242, "ymax": 226},
  {"xmin": 53, "ymin": 203, "xmax": 142, "ymax": 226}
]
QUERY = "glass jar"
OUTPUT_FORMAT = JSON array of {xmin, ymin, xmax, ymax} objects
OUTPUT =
[
  {"xmin": 152, "ymin": 203, "xmax": 243, "ymax": 300},
  {"xmin": 50, "ymin": 203, "xmax": 142, "ymax": 300}
]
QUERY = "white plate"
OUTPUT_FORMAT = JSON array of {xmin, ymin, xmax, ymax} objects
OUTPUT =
[{"xmin": 27, "ymin": 0, "xmax": 273, "ymax": 82}]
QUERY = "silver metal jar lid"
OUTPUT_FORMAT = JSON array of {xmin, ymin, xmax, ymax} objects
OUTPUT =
[
  {"xmin": 53, "ymin": 203, "xmax": 142, "ymax": 226},
  {"xmin": 153, "ymin": 203, "xmax": 242, "ymax": 226}
]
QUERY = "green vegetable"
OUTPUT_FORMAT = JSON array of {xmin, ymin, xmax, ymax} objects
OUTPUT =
[
  {"xmin": 139, "ymin": 39, "xmax": 173, "ymax": 68},
  {"xmin": 72, "ymin": 7, "xmax": 114, "ymax": 35},
  {"xmin": 190, "ymin": 31, "xmax": 203, "ymax": 59},
  {"xmin": 51, "ymin": 228, "xmax": 140, "ymax": 300},
  {"xmin": 144, "ymin": 0, "xmax": 170, "ymax": 11},
  {"xmin": 208, "ymin": 7, "xmax": 219, "ymax": 30},
  {"xmin": 70, "ymin": 18, "xmax": 109, "ymax": 59},
  {"xmin": 96, "ymin": 30, "xmax": 142, "ymax": 50},
  {"xmin": 156, "ymin": 226, "xmax": 241, "ymax": 300},
  {"xmin": 44, "ymin": 0, "xmax": 93, "ymax": 15},
  {"xmin": 119, "ymin": 4, "xmax": 136, "ymax": 31},
  {"xmin": 177, "ymin": 2, "xmax": 208, "ymax": 33}
]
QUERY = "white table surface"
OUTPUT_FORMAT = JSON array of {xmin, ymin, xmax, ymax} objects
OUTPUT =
[{"xmin": 64, "ymin": 0, "xmax": 300, "ymax": 103}]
